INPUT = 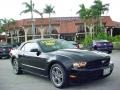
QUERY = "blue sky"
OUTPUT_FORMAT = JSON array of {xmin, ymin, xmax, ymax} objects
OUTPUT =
[{"xmin": 0, "ymin": 0, "xmax": 119, "ymax": 22}]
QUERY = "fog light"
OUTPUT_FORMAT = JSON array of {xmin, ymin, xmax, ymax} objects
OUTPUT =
[{"xmin": 69, "ymin": 75, "xmax": 77, "ymax": 78}]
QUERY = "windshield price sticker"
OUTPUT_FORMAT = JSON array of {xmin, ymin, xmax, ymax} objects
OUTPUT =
[{"xmin": 40, "ymin": 40, "xmax": 55, "ymax": 46}]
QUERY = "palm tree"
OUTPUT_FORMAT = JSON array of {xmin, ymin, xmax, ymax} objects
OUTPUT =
[
  {"xmin": 77, "ymin": 4, "xmax": 93, "ymax": 38},
  {"xmin": 91, "ymin": 0, "xmax": 109, "ymax": 37},
  {"xmin": 91, "ymin": 0, "xmax": 109, "ymax": 25},
  {"xmin": 77, "ymin": 4, "xmax": 87, "ymax": 38},
  {"xmin": 0, "ymin": 19, "xmax": 3, "ymax": 33},
  {"xmin": 44, "ymin": 4, "xmax": 55, "ymax": 34},
  {"xmin": 0, "ymin": 18, "xmax": 15, "ymax": 32},
  {"xmin": 20, "ymin": 0, "xmax": 39, "ymax": 39},
  {"xmin": 0, "ymin": 18, "xmax": 16, "ymax": 43},
  {"xmin": 34, "ymin": 10, "xmax": 44, "ymax": 39},
  {"xmin": 77, "ymin": 0, "xmax": 109, "ymax": 38}
]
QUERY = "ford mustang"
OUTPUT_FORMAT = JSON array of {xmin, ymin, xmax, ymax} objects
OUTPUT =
[{"xmin": 10, "ymin": 39, "xmax": 114, "ymax": 88}]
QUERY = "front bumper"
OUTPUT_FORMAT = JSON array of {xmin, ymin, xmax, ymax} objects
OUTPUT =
[
  {"xmin": 0, "ymin": 53, "xmax": 10, "ymax": 58},
  {"xmin": 97, "ymin": 47, "xmax": 113, "ymax": 51},
  {"xmin": 69, "ymin": 63, "xmax": 114, "ymax": 81}
]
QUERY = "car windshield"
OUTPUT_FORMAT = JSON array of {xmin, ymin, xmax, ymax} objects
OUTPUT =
[
  {"xmin": 93, "ymin": 40, "xmax": 110, "ymax": 44},
  {"xmin": 96, "ymin": 41, "xmax": 110, "ymax": 44},
  {"xmin": 0, "ymin": 45, "xmax": 12, "ymax": 48},
  {"xmin": 39, "ymin": 39, "xmax": 76, "ymax": 52}
]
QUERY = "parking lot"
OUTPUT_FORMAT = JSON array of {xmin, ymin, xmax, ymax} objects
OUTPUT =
[{"xmin": 0, "ymin": 50, "xmax": 120, "ymax": 90}]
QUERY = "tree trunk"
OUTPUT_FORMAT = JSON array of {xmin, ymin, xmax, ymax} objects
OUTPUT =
[
  {"xmin": 41, "ymin": 28, "xmax": 44, "ymax": 39},
  {"xmin": 48, "ymin": 13, "xmax": 51, "ymax": 34},
  {"xmin": 31, "ymin": 0, "xmax": 35, "ymax": 39},
  {"xmin": 92, "ymin": 24, "xmax": 95, "ymax": 39},
  {"xmin": 89, "ymin": 25, "xmax": 93, "ymax": 38},
  {"xmin": 40, "ymin": 14, "xmax": 44, "ymax": 39},
  {"xmin": 84, "ymin": 22, "xmax": 87, "ymax": 38},
  {"xmin": 99, "ymin": 16, "xmax": 103, "ymax": 27}
]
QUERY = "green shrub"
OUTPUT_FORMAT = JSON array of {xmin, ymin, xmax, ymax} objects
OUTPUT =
[
  {"xmin": 82, "ymin": 34, "xmax": 92, "ymax": 48},
  {"xmin": 108, "ymin": 35, "xmax": 120, "ymax": 42},
  {"xmin": 77, "ymin": 32, "xmax": 120, "ymax": 49},
  {"xmin": 94, "ymin": 32, "xmax": 108, "ymax": 40},
  {"xmin": 112, "ymin": 42, "xmax": 120, "ymax": 49}
]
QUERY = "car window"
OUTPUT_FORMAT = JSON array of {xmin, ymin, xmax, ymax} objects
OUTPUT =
[
  {"xmin": 21, "ymin": 43, "xmax": 39, "ymax": 52},
  {"xmin": 39, "ymin": 39, "xmax": 76, "ymax": 52}
]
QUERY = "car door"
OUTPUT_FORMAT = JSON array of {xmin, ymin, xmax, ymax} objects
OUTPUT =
[{"xmin": 20, "ymin": 42, "xmax": 47, "ymax": 75}]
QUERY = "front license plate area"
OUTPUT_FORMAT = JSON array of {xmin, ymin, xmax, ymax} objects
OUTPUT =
[{"xmin": 103, "ymin": 68, "xmax": 110, "ymax": 75}]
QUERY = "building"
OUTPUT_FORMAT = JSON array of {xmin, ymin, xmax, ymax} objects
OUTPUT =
[{"xmin": 5, "ymin": 16, "xmax": 120, "ymax": 44}]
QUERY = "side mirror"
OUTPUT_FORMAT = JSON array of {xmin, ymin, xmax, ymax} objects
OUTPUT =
[
  {"xmin": 36, "ymin": 51, "xmax": 41, "ymax": 56},
  {"xmin": 30, "ymin": 49, "xmax": 41, "ymax": 56}
]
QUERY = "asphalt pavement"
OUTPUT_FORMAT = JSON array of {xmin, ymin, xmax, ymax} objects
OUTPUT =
[{"xmin": 0, "ymin": 50, "xmax": 120, "ymax": 90}]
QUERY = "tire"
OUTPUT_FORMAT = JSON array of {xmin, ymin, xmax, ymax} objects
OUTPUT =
[
  {"xmin": 108, "ymin": 51, "xmax": 112, "ymax": 54},
  {"xmin": 94, "ymin": 46, "xmax": 97, "ymax": 50},
  {"xmin": 50, "ymin": 64, "xmax": 68, "ymax": 88},
  {"xmin": 12, "ymin": 58, "xmax": 23, "ymax": 75}
]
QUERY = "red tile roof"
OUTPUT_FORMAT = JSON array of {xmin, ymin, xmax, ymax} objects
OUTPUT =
[
  {"xmin": 112, "ymin": 21, "xmax": 120, "ymax": 28},
  {"xmin": 59, "ymin": 21, "xmax": 77, "ymax": 33},
  {"xmin": 102, "ymin": 16, "xmax": 114, "ymax": 27},
  {"xmin": 7, "ymin": 16, "xmax": 120, "ymax": 33},
  {"xmin": 14, "ymin": 16, "xmax": 117, "ymax": 27}
]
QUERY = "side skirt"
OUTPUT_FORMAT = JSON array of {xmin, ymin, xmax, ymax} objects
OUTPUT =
[{"xmin": 22, "ymin": 69, "xmax": 49, "ymax": 78}]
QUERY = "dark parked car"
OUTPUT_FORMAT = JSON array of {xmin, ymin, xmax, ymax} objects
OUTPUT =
[
  {"xmin": 0, "ymin": 44, "xmax": 13, "ymax": 58},
  {"xmin": 10, "ymin": 39, "xmax": 114, "ymax": 88},
  {"xmin": 90, "ymin": 40, "xmax": 113, "ymax": 53},
  {"xmin": 11, "ymin": 43, "xmax": 21, "ymax": 49}
]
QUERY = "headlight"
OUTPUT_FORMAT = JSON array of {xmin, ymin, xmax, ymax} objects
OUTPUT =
[
  {"xmin": 110, "ymin": 60, "xmax": 113, "ymax": 64},
  {"xmin": 73, "ymin": 61, "xmax": 87, "ymax": 69}
]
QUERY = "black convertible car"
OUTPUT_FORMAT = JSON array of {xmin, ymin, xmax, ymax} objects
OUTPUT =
[{"xmin": 10, "ymin": 39, "xmax": 114, "ymax": 88}]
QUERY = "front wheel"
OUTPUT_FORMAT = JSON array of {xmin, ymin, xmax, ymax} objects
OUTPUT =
[
  {"xmin": 12, "ymin": 59, "xmax": 23, "ymax": 74},
  {"xmin": 50, "ymin": 64, "xmax": 68, "ymax": 88}
]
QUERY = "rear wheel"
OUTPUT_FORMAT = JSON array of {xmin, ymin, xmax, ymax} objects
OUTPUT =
[
  {"xmin": 94, "ymin": 46, "xmax": 97, "ymax": 50},
  {"xmin": 50, "ymin": 64, "xmax": 68, "ymax": 88},
  {"xmin": 108, "ymin": 51, "xmax": 112, "ymax": 54},
  {"xmin": 12, "ymin": 58, "xmax": 23, "ymax": 74}
]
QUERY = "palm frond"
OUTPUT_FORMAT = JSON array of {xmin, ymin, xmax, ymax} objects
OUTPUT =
[
  {"xmin": 44, "ymin": 4, "xmax": 55, "ymax": 14},
  {"xmin": 33, "ymin": 9, "xmax": 41, "ymax": 15},
  {"xmin": 20, "ymin": 9, "xmax": 31, "ymax": 15},
  {"xmin": 8, "ymin": 18, "xmax": 16, "ymax": 24},
  {"xmin": 33, "ymin": 9, "xmax": 43, "ymax": 17},
  {"xmin": 22, "ymin": 2, "xmax": 32, "ymax": 9}
]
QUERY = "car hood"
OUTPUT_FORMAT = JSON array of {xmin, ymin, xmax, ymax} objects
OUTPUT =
[{"xmin": 50, "ymin": 49, "xmax": 110, "ymax": 62}]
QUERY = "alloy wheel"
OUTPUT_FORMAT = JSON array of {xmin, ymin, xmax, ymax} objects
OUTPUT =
[
  {"xmin": 50, "ymin": 64, "xmax": 67, "ymax": 88},
  {"xmin": 12, "ymin": 59, "xmax": 19, "ymax": 73}
]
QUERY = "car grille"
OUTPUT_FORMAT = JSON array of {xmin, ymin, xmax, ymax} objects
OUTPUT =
[
  {"xmin": 86, "ymin": 59, "xmax": 110, "ymax": 69},
  {"xmin": 0, "ymin": 48, "xmax": 8, "ymax": 51}
]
